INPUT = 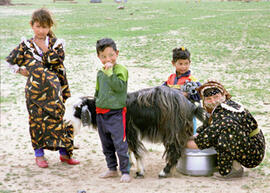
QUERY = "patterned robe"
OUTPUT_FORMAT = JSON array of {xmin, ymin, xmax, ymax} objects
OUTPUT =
[
  {"xmin": 195, "ymin": 100, "xmax": 265, "ymax": 176},
  {"xmin": 6, "ymin": 37, "xmax": 74, "ymax": 157}
]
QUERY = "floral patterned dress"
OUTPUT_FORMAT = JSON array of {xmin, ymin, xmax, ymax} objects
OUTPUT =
[
  {"xmin": 195, "ymin": 100, "xmax": 265, "ymax": 176},
  {"xmin": 6, "ymin": 37, "xmax": 74, "ymax": 157}
]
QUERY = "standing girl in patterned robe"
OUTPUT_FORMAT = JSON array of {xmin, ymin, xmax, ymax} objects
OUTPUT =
[
  {"xmin": 6, "ymin": 8, "xmax": 79, "ymax": 168},
  {"xmin": 187, "ymin": 81, "xmax": 265, "ymax": 179}
]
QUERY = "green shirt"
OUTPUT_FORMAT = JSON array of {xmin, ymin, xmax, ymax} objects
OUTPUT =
[{"xmin": 95, "ymin": 63, "xmax": 128, "ymax": 109}]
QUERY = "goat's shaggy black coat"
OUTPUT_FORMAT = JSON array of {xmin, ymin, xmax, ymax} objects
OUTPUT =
[{"xmin": 71, "ymin": 86, "xmax": 205, "ymax": 177}]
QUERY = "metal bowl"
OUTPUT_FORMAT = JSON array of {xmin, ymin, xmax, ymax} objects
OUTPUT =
[{"xmin": 176, "ymin": 147, "xmax": 217, "ymax": 176}]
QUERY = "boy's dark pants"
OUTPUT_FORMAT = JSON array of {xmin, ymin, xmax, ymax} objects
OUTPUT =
[{"xmin": 97, "ymin": 109, "xmax": 130, "ymax": 174}]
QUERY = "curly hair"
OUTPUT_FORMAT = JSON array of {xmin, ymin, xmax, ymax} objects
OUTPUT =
[{"xmin": 172, "ymin": 47, "xmax": 190, "ymax": 62}]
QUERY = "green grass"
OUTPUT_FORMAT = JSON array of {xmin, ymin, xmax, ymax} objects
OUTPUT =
[
  {"xmin": 0, "ymin": 190, "xmax": 13, "ymax": 193},
  {"xmin": 1, "ymin": 1, "xmax": 270, "ymax": 65},
  {"xmin": 0, "ymin": 96, "xmax": 16, "ymax": 103}
]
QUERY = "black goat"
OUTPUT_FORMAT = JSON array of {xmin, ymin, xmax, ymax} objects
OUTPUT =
[{"xmin": 65, "ymin": 86, "xmax": 205, "ymax": 178}]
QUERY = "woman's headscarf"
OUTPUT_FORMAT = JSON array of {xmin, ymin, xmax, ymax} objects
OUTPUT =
[{"xmin": 197, "ymin": 80, "xmax": 231, "ymax": 113}]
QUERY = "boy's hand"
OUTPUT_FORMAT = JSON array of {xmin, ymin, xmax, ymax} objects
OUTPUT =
[{"xmin": 104, "ymin": 62, "xmax": 114, "ymax": 70}]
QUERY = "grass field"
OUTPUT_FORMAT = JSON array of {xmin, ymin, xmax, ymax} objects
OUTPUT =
[
  {"xmin": 0, "ymin": 0, "xmax": 270, "ymax": 192},
  {"xmin": 1, "ymin": 0, "xmax": 270, "ymax": 97}
]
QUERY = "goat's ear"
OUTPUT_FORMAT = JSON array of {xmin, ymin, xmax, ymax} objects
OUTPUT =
[
  {"xmin": 74, "ymin": 106, "xmax": 81, "ymax": 119},
  {"xmin": 81, "ymin": 105, "xmax": 92, "ymax": 127}
]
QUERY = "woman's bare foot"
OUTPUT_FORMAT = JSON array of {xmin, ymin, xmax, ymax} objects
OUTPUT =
[
  {"xmin": 99, "ymin": 170, "xmax": 118, "ymax": 178},
  {"xmin": 120, "ymin": 174, "xmax": 132, "ymax": 183}
]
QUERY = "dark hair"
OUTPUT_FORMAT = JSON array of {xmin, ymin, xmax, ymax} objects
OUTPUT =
[
  {"xmin": 31, "ymin": 8, "xmax": 55, "ymax": 38},
  {"xmin": 172, "ymin": 47, "xmax": 190, "ymax": 62},
  {"xmin": 96, "ymin": 38, "xmax": 117, "ymax": 55}
]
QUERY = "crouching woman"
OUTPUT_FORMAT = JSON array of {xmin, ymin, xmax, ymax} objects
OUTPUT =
[{"xmin": 187, "ymin": 80, "xmax": 265, "ymax": 179}]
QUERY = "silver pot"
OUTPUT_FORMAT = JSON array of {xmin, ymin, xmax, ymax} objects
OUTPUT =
[{"xmin": 176, "ymin": 147, "xmax": 217, "ymax": 176}]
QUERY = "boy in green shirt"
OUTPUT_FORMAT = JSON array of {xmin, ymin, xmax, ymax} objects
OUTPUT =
[{"xmin": 95, "ymin": 38, "xmax": 131, "ymax": 183}]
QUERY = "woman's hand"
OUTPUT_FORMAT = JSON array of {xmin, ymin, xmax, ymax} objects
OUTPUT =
[{"xmin": 186, "ymin": 139, "xmax": 199, "ymax": 149}]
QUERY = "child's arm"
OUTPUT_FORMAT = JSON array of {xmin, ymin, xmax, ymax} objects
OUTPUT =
[
  {"xmin": 6, "ymin": 42, "xmax": 27, "ymax": 71},
  {"xmin": 102, "ymin": 65, "xmax": 128, "ymax": 93},
  {"xmin": 94, "ymin": 78, "xmax": 99, "ymax": 98},
  {"xmin": 187, "ymin": 79, "xmax": 201, "ymax": 102},
  {"xmin": 188, "ymin": 92, "xmax": 201, "ymax": 102},
  {"xmin": 6, "ymin": 42, "xmax": 30, "ymax": 77}
]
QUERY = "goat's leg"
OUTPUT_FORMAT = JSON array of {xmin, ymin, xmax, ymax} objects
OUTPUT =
[
  {"xmin": 135, "ymin": 157, "xmax": 145, "ymax": 178},
  {"xmin": 158, "ymin": 144, "xmax": 180, "ymax": 178},
  {"xmin": 126, "ymin": 120, "xmax": 147, "ymax": 179},
  {"xmin": 128, "ymin": 150, "xmax": 145, "ymax": 178}
]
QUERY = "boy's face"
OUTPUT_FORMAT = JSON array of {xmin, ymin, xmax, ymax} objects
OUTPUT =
[
  {"xmin": 172, "ymin": 59, "xmax": 190, "ymax": 75},
  {"xmin": 98, "ymin": 47, "xmax": 119, "ymax": 66}
]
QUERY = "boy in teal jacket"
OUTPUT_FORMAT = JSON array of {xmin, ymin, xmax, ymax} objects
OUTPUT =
[{"xmin": 95, "ymin": 38, "xmax": 131, "ymax": 183}]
